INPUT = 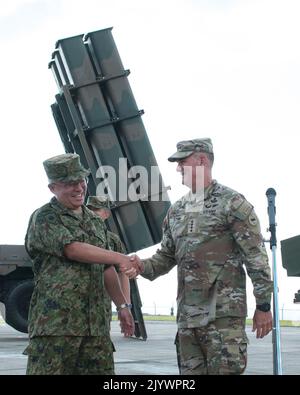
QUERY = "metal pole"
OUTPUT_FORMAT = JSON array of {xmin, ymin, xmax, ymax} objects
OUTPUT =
[{"xmin": 266, "ymin": 188, "xmax": 283, "ymax": 375}]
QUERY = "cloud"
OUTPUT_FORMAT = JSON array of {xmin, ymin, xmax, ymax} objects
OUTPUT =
[
  {"xmin": 0, "ymin": 0, "xmax": 62, "ymax": 40},
  {"xmin": 0, "ymin": 0, "xmax": 36, "ymax": 17}
]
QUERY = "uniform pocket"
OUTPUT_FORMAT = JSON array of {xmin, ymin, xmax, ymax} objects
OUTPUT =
[
  {"xmin": 218, "ymin": 329, "xmax": 248, "ymax": 375},
  {"xmin": 22, "ymin": 339, "xmax": 43, "ymax": 356}
]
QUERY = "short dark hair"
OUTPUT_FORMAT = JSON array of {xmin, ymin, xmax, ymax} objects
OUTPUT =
[
  {"xmin": 207, "ymin": 152, "xmax": 214, "ymax": 166},
  {"xmin": 195, "ymin": 152, "xmax": 214, "ymax": 167}
]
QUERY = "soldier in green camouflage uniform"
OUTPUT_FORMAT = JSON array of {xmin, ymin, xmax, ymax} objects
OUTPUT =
[
  {"xmin": 24, "ymin": 154, "xmax": 135, "ymax": 375},
  {"xmin": 86, "ymin": 196, "xmax": 131, "ymax": 332},
  {"xmin": 135, "ymin": 138, "xmax": 273, "ymax": 375}
]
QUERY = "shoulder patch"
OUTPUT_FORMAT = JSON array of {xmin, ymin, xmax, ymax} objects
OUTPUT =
[
  {"xmin": 248, "ymin": 212, "xmax": 258, "ymax": 227},
  {"xmin": 231, "ymin": 196, "xmax": 253, "ymax": 220}
]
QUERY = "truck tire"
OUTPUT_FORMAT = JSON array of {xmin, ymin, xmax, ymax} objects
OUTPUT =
[{"xmin": 5, "ymin": 280, "xmax": 34, "ymax": 333}]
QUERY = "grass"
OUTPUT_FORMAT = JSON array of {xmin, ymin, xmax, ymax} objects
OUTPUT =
[
  {"xmin": 139, "ymin": 315, "xmax": 176, "ymax": 321},
  {"xmin": 112, "ymin": 314, "xmax": 176, "ymax": 321},
  {"xmin": 246, "ymin": 318, "xmax": 300, "ymax": 327},
  {"xmin": 1, "ymin": 314, "xmax": 299, "ymax": 327},
  {"xmin": 113, "ymin": 315, "xmax": 300, "ymax": 326}
]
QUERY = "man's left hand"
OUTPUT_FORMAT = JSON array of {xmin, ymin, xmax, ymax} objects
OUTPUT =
[
  {"xmin": 252, "ymin": 309, "xmax": 273, "ymax": 339},
  {"xmin": 118, "ymin": 308, "xmax": 135, "ymax": 337}
]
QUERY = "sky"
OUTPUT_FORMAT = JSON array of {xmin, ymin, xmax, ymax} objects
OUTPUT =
[{"xmin": 0, "ymin": 0, "xmax": 300, "ymax": 319}]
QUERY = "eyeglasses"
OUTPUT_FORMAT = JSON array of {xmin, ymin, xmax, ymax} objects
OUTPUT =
[{"xmin": 53, "ymin": 178, "xmax": 88, "ymax": 188}]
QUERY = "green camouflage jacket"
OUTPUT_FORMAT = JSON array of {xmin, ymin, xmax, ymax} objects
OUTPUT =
[
  {"xmin": 142, "ymin": 180, "xmax": 273, "ymax": 329},
  {"xmin": 25, "ymin": 197, "xmax": 108, "ymax": 337},
  {"xmin": 107, "ymin": 231, "xmax": 126, "ymax": 254}
]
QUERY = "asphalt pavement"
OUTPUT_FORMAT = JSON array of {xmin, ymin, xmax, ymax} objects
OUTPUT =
[{"xmin": 0, "ymin": 320, "xmax": 299, "ymax": 375}]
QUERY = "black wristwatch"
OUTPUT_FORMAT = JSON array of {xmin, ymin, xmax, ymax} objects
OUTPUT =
[{"xmin": 256, "ymin": 302, "xmax": 271, "ymax": 312}]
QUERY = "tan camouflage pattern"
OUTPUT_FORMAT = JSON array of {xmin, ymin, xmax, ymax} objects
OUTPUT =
[
  {"xmin": 24, "ymin": 335, "xmax": 115, "ymax": 375},
  {"xmin": 86, "ymin": 195, "xmax": 113, "ymax": 210},
  {"xmin": 142, "ymin": 180, "xmax": 273, "ymax": 329},
  {"xmin": 43, "ymin": 153, "xmax": 90, "ymax": 183},
  {"xmin": 25, "ymin": 197, "xmax": 108, "ymax": 337},
  {"xmin": 176, "ymin": 317, "xmax": 248, "ymax": 375},
  {"xmin": 168, "ymin": 138, "xmax": 213, "ymax": 162}
]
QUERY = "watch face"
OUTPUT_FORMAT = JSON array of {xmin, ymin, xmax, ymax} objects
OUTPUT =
[{"xmin": 257, "ymin": 303, "xmax": 271, "ymax": 312}]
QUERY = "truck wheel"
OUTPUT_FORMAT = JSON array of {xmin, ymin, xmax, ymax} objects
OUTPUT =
[{"xmin": 5, "ymin": 280, "xmax": 34, "ymax": 333}]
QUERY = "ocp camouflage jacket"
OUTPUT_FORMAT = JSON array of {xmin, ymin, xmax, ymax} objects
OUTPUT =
[{"xmin": 142, "ymin": 180, "xmax": 273, "ymax": 328}]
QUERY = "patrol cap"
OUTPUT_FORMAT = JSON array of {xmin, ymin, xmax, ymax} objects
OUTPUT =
[
  {"xmin": 168, "ymin": 138, "xmax": 213, "ymax": 162},
  {"xmin": 86, "ymin": 195, "xmax": 113, "ymax": 210},
  {"xmin": 43, "ymin": 153, "xmax": 90, "ymax": 183}
]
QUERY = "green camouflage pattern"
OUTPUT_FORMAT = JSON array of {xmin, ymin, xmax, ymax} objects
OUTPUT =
[
  {"xmin": 86, "ymin": 195, "xmax": 113, "ymax": 210},
  {"xmin": 168, "ymin": 138, "xmax": 213, "ymax": 162},
  {"xmin": 142, "ymin": 180, "xmax": 273, "ymax": 329},
  {"xmin": 177, "ymin": 317, "xmax": 248, "ymax": 375},
  {"xmin": 25, "ymin": 197, "xmax": 108, "ymax": 337},
  {"xmin": 43, "ymin": 153, "xmax": 90, "ymax": 183},
  {"xmin": 107, "ymin": 231, "xmax": 126, "ymax": 254},
  {"xmin": 103, "ymin": 230, "xmax": 126, "ymax": 327},
  {"xmin": 24, "ymin": 335, "xmax": 114, "ymax": 375}
]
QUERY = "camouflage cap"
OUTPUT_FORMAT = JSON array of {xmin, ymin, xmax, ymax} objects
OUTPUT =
[
  {"xmin": 86, "ymin": 196, "xmax": 112, "ymax": 210},
  {"xmin": 168, "ymin": 138, "xmax": 213, "ymax": 162},
  {"xmin": 43, "ymin": 153, "xmax": 90, "ymax": 183}
]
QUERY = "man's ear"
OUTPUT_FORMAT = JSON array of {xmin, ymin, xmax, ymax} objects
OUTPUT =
[
  {"xmin": 103, "ymin": 210, "xmax": 111, "ymax": 220},
  {"xmin": 197, "ymin": 153, "xmax": 205, "ymax": 166},
  {"xmin": 48, "ymin": 183, "xmax": 55, "ymax": 193},
  {"xmin": 201, "ymin": 153, "xmax": 210, "ymax": 167}
]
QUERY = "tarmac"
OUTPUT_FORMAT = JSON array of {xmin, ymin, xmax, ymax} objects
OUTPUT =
[{"xmin": 0, "ymin": 319, "xmax": 299, "ymax": 375}]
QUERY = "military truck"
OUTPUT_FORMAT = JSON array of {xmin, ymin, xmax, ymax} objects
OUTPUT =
[
  {"xmin": 0, "ymin": 27, "xmax": 171, "ymax": 337},
  {"xmin": 281, "ymin": 235, "xmax": 300, "ymax": 303},
  {"xmin": 0, "ymin": 245, "xmax": 33, "ymax": 333}
]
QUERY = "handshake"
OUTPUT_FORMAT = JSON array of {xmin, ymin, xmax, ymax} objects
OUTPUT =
[{"xmin": 118, "ymin": 254, "xmax": 144, "ymax": 279}]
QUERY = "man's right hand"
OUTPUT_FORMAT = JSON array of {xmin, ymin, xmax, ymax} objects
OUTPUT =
[
  {"xmin": 118, "ymin": 255, "xmax": 137, "ymax": 278},
  {"xmin": 118, "ymin": 254, "xmax": 144, "ymax": 278},
  {"xmin": 129, "ymin": 254, "xmax": 144, "ymax": 275}
]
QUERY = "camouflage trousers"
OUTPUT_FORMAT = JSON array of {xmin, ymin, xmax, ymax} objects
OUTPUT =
[
  {"xmin": 175, "ymin": 317, "xmax": 248, "ymax": 375},
  {"xmin": 24, "ymin": 335, "xmax": 115, "ymax": 375}
]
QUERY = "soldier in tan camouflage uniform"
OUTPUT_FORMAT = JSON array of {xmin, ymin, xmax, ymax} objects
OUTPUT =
[
  {"xmin": 24, "ymin": 153, "xmax": 136, "ymax": 375},
  {"xmin": 86, "ymin": 196, "xmax": 131, "ymax": 333},
  {"xmin": 133, "ymin": 138, "xmax": 273, "ymax": 375}
]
